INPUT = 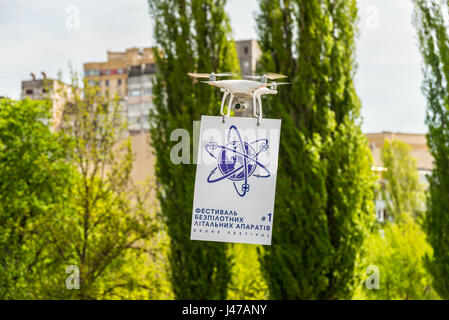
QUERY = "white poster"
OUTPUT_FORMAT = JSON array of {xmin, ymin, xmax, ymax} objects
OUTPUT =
[{"xmin": 191, "ymin": 115, "xmax": 281, "ymax": 245}]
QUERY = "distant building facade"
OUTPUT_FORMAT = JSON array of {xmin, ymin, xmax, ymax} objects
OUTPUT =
[
  {"xmin": 21, "ymin": 72, "xmax": 75, "ymax": 130},
  {"xmin": 365, "ymin": 131, "xmax": 432, "ymax": 222},
  {"xmin": 366, "ymin": 131, "xmax": 432, "ymax": 173},
  {"xmin": 83, "ymin": 47, "xmax": 157, "ymax": 133},
  {"xmin": 127, "ymin": 63, "xmax": 156, "ymax": 133},
  {"xmin": 235, "ymin": 39, "xmax": 261, "ymax": 76}
]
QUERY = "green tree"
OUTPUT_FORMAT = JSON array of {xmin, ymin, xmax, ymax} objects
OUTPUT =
[
  {"xmin": 256, "ymin": 0, "xmax": 375, "ymax": 299},
  {"xmin": 356, "ymin": 139, "xmax": 436, "ymax": 300},
  {"xmin": 147, "ymin": 0, "xmax": 239, "ymax": 299},
  {"xmin": 47, "ymin": 79, "xmax": 161, "ymax": 299},
  {"xmin": 0, "ymin": 98, "xmax": 72, "ymax": 299},
  {"xmin": 381, "ymin": 139, "xmax": 425, "ymax": 221},
  {"xmin": 227, "ymin": 244, "xmax": 269, "ymax": 300},
  {"xmin": 413, "ymin": 0, "xmax": 449, "ymax": 299},
  {"xmin": 360, "ymin": 215, "xmax": 437, "ymax": 300}
]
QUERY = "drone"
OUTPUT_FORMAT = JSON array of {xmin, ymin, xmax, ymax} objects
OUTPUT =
[{"xmin": 188, "ymin": 72, "xmax": 289, "ymax": 122}]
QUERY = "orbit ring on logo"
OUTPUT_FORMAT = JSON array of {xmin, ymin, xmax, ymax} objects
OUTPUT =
[{"xmin": 205, "ymin": 125, "xmax": 271, "ymax": 197}]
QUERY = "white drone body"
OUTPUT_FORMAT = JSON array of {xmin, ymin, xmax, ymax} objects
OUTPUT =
[
  {"xmin": 188, "ymin": 72, "xmax": 288, "ymax": 121},
  {"xmin": 207, "ymin": 80, "xmax": 266, "ymax": 96}
]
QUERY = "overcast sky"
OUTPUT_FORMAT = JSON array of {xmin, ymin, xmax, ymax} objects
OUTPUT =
[{"xmin": 0, "ymin": 0, "xmax": 427, "ymax": 133}]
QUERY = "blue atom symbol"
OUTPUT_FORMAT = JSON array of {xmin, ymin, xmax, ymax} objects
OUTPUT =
[{"xmin": 205, "ymin": 125, "xmax": 271, "ymax": 197}]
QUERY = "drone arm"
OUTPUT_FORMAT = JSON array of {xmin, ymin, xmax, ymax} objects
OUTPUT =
[
  {"xmin": 252, "ymin": 91, "xmax": 263, "ymax": 120},
  {"xmin": 251, "ymin": 92, "xmax": 257, "ymax": 117},
  {"xmin": 220, "ymin": 90, "xmax": 229, "ymax": 116},
  {"xmin": 257, "ymin": 95, "xmax": 263, "ymax": 121},
  {"xmin": 227, "ymin": 93, "xmax": 234, "ymax": 117}
]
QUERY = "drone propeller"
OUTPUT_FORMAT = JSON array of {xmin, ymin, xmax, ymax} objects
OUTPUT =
[
  {"xmin": 188, "ymin": 72, "xmax": 211, "ymax": 78},
  {"xmin": 242, "ymin": 75, "xmax": 261, "ymax": 80},
  {"xmin": 188, "ymin": 72, "xmax": 234, "ymax": 78},
  {"xmin": 243, "ymin": 73, "xmax": 288, "ymax": 81},
  {"xmin": 200, "ymin": 81, "xmax": 215, "ymax": 85},
  {"xmin": 266, "ymin": 73, "xmax": 288, "ymax": 80},
  {"xmin": 269, "ymin": 82, "xmax": 290, "ymax": 90}
]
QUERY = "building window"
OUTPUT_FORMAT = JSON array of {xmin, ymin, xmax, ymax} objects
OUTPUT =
[
  {"xmin": 375, "ymin": 200, "xmax": 385, "ymax": 223},
  {"xmin": 142, "ymin": 119, "xmax": 150, "ymax": 130},
  {"xmin": 128, "ymin": 116, "xmax": 141, "ymax": 128},
  {"xmin": 128, "ymin": 77, "xmax": 141, "ymax": 85},
  {"xmin": 128, "ymin": 104, "xmax": 141, "ymax": 114},
  {"xmin": 87, "ymin": 80, "xmax": 95, "ymax": 87},
  {"xmin": 85, "ymin": 69, "xmax": 100, "ymax": 76},
  {"xmin": 143, "ymin": 88, "xmax": 152, "ymax": 96},
  {"xmin": 143, "ymin": 102, "xmax": 153, "ymax": 111},
  {"xmin": 376, "ymin": 208, "xmax": 385, "ymax": 223},
  {"xmin": 129, "ymin": 89, "xmax": 141, "ymax": 97},
  {"xmin": 105, "ymin": 79, "xmax": 110, "ymax": 87},
  {"xmin": 244, "ymin": 46, "xmax": 249, "ymax": 54},
  {"xmin": 25, "ymin": 89, "xmax": 33, "ymax": 94},
  {"xmin": 117, "ymin": 68, "xmax": 124, "ymax": 74},
  {"xmin": 118, "ymin": 79, "xmax": 122, "ymax": 86},
  {"xmin": 142, "ymin": 75, "xmax": 153, "ymax": 83}
]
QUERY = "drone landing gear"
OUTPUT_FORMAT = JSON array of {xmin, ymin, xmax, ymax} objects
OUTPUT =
[
  {"xmin": 252, "ymin": 93, "xmax": 263, "ymax": 126},
  {"xmin": 220, "ymin": 90, "xmax": 263, "ymax": 125},
  {"xmin": 220, "ymin": 91, "xmax": 229, "ymax": 122}
]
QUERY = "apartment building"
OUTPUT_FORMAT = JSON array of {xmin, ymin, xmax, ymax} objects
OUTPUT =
[
  {"xmin": 21, "ymin": 72, "xmax": 75, "ymax": 130},
  {"xmin": 83, "ymin": 47, "xmax": 156, "ymax": 133}
]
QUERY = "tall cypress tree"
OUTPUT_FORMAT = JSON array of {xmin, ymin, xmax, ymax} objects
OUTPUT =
[
  {"xmin": 147, "ymin": 0, "xmax": 239, "ymax": 299},
  {"xmin": 413, "ymin": 0, "xmax": 449, "ymax": 299},
  {"xmin": 256, "ymin": 0, "xmax": 375, "ymax": 299}
]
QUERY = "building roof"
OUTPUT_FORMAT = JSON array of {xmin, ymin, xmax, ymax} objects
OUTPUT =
[
  {"xmin": 365, "ymin": 131, "xmax": 433, "ymax": 171},
  {"xmin": 83, "ymin": 47, "xmax": 157, "ymax": 71}
]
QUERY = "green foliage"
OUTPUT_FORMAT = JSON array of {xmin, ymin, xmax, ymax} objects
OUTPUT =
[
  {"xmin": 147, "ymin": 0, "xmax": 240, "ymax": 299},
  {"xmin": 413, "ymin": 0, "xmax": 449, "ymax": 299},
  {"xmin": 0, "ymin": 82, "xmax": 167, "ymax": 299},
  {"xmin": 356, "ymin": 139, "xmax": 437, "ymax": 300},
  {"xmin": 256, "ymin": 0, "xmax": 375, "ymax": 299},
  {"xmin": 51, "ymin": 79, "xmax": 161, "ymax": 299},
  {"xmin": 381, "ymin": 139, "xmax": 425, "ymax": 221},
  {"xmin": 358, "ymin": 216, "xmax": 438, "ymax": 300},
  {"xmin": 0, "ymin": 98, "xmax": 72, "ymax": 299},
  {"xmin": 227, "ymin": 244, "xmax": 268, "ymax": 300}
]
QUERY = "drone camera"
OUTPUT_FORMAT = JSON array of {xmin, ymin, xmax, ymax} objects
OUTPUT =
[{"xmin": 233, "ymin": 100, "xmax": 247, "ymax": 112}]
